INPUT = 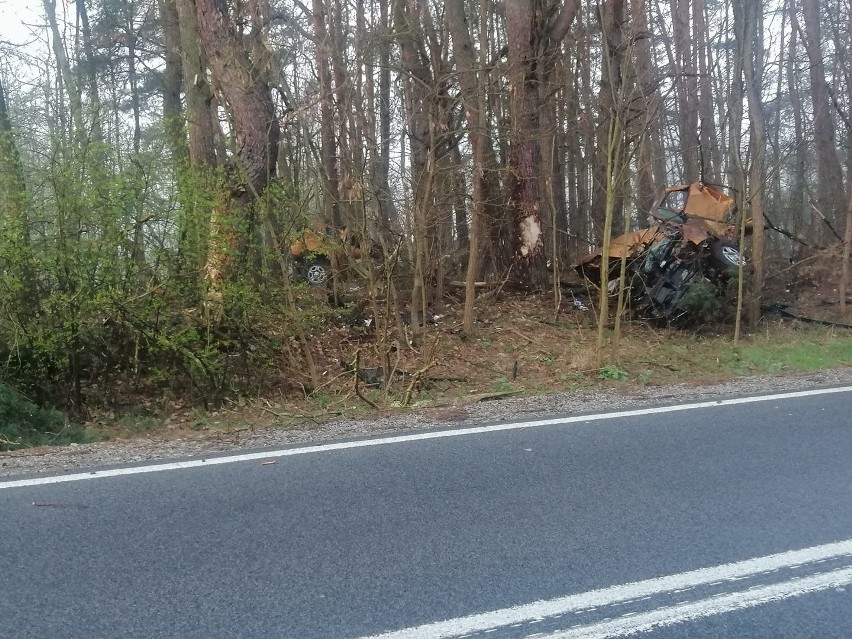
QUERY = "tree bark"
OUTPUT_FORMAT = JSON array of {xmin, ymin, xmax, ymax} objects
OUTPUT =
[
  {"xmin": 175, "ymin": 0, "xmax": 218, "ymax": 169},
  {"xmin": 505, "ymin": 0, "xmax": 579, "ymax": 288},
  {"xmin": 194, "ymin": 0, "xmax": 280, "ymax": 308}
]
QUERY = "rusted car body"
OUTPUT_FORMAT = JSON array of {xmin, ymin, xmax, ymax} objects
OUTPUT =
[{"xmin": 577, "ymin": 182, "xmax": 746, "ymax": 322}]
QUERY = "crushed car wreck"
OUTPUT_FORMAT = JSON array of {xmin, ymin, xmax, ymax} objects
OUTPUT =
[{"xmin": 577, "ymin": 182, "xmax": 747, "ymax": 324}]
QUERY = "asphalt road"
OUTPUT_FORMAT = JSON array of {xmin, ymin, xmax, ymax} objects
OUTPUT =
[{"xmin": 1, "ymin": 386, "xmax": 851, "ymax": 639}]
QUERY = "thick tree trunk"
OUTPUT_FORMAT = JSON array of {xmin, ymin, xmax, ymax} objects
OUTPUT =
[
  {"xmin": 194, "ymin": 0, "xmax": 280, "ymax": 309},
  {"xmin": 505, "ymin": 0, "xmax": 543, "ymax": 283},
  {"xmin": 175, "ymin": 0, "xmax": 218, "ymax": 169},
  {"xmin": 505, "ymin": 0, "xmax": 579, "ymax": 289}
]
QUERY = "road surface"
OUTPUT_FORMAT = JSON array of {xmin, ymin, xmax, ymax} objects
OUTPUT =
[{"xmin": 1, "ymin": 386, "xmax": 851, "ymax": 638}]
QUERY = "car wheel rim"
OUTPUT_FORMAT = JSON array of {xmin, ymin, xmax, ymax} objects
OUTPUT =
[
  {"xmin": 721, "ymin": 246, "xmax": 741, "ymax": 265},
  {"xmin": 306, "ymin": 264, "xmax": 328, "ymax": 284}
]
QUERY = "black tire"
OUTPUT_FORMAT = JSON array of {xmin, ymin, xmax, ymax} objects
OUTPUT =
[
  {"xmin": 302, "ymin": 256, "xmax": 331, "ymax": 285},
  {"xmin": 709, "ymin": 240, "xmax": 742, "ymax": 270}
]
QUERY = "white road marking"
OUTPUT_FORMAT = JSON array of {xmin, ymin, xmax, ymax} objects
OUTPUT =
[
  {"xmin": 355, "ymin": 539, "xmax": 852, "ymax": 639},
  {"xmin": 531, "ymin": 566, "xmax": 852, "ymax": 638},
  {"xmin": 1, "ymin": 385, "xmax": 850, "ymax": 490}
]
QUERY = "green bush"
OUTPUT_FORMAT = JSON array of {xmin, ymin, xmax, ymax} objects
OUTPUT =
[
  {"xmin": 675, "ymin": 278, "xmax": 722, "ymax": 318},
  {"xmin": 598, "ymin": 364, "xmax": 629, "ymax": 380},
  {"xmin": 0, "ymin": 383, "xmax": 98, "ymax": 451}
]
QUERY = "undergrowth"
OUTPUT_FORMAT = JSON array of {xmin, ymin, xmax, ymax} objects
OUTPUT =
[{"xmin": 0, "ymin": 383, "xmax": 102, "ymax": 451}]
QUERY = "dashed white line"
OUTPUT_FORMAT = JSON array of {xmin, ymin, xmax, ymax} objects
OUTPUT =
[{"xmin": 2, "ymin": 385, "xmax": 850, "ymax": 490}]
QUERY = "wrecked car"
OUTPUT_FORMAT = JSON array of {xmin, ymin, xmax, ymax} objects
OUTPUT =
[
  {"xmin": 576, "ymin": 182, "xmax": 747, "ymax": 323},
  {"xmin": 289, "ymin": 225, "xmax": 366, "ymax": 285}
]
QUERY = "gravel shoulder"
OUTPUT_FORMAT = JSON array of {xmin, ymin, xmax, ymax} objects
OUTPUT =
[{"xmin": 3, "ymin": 367, "xmax": 852, "ymax": 479}]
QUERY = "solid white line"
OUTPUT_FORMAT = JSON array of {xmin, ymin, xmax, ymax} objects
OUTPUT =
[
  {"xmin": 534, "ymin": 566, "xmax": 852, "ymax": 639},
  {"xmin": 356, "ymin": 539, "xmax": 852, "ymax": 639},
  {"xmin": 1, "ymin": 385, "xmax": 850, "ymax": 490}
]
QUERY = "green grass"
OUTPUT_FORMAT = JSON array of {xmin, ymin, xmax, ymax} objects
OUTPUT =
[
  {"xmin": 735, "ymin": 337, "xmax": 852, "ymax": 374},
  {"xmin": 607, "ymin": 325, "xmax": 852, "ymax": 384}
]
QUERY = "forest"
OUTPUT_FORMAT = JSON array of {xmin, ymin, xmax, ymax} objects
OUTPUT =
[{"xmin": 0, "ymin": 0, "xmax": 850, "ymax": 422}]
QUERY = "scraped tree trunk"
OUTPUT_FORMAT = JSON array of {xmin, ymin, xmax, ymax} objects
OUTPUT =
[
  {"xmin": 194, "ymin": 0, "xmax": 280, "ymax": 314},
  {"xmin": 505, "ymin": 0, "xmax": 579, "ymax": 289}
]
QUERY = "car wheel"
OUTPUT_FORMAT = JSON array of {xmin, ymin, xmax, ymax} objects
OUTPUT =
[
  {"xmin": 710, "ymin": 241, "xmax": 742, "ymax": 270},
  {"xmin": 303, "ymin": 257, "xmax": 330, "ymax": 285}
]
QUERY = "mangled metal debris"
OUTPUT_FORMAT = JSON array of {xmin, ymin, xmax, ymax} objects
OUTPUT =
[{"xmin": 577, "ymin": 182, "xmax": 748, "ymax": 323}]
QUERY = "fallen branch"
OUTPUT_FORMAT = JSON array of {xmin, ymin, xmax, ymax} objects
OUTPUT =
[
  {"xmin": 403, "ymin": 360, "xmax": 437, "ymax": 406},
  {"xmin": 0, "ymin": 435, "xmax": 22, "ymax": 449},
  {"xmin": 763, "ymin": 213, "xmax": 828, "ymax": 249},
  {"xmin": 810, "ymin": 204, "xmax": 843, "ymax": 242}
]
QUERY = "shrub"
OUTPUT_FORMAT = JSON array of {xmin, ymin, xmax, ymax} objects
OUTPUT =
[{"xmin": 0, "ymin": 383, "xmax": 97, "ymax": 451}]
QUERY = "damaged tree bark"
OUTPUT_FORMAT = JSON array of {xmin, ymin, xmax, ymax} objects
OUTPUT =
[{"xmin": 193, "ymin": 0, "xmax": 280, "ymax": 316}]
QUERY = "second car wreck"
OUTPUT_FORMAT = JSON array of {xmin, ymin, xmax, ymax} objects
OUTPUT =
[{"xmin": 577, "ymin": 182, "xmax": 747, "ymax": 324}]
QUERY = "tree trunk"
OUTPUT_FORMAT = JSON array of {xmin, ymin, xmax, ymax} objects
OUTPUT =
[
  {"xmin": 801, "ymin": 0, "xmax": 847, "ymax": 227},
  {"xmin": 44, "ymin": 0, "xmax": 85, "ymax": 142},
  {"xmin": 159, "ymin": 0, "xmax": 188, "ymax": 167},
  {"xmin": 175, "ymin": 0, "xmax": 218, "ymax": 169},
  {"xmin": 629, "ymin": 0, "xmax": 660, "ymax": 216},
  {"xmin": 787, "ymin": 0, "xmax": 807, "ymax": 247},
  {"xmin": 505, "ymin": 0, "xmax": 579, "ymax": 289},
  {"xmin": 693, "ymin": 0, "xmax": 720, "ymax": 181},
  {"xmin": 446, "ymin": 0, "xmax": 490, "ymax": 333},
  {"xmin": 395, "ymin": 0, "xmax": 434, "ymax": 332},
  {"xmin": 670, "ymin": 0, "xmax": 699, "ymax": 181},
  {"xmin": 505, "ymin": 0, "xmax": 543, "ymax": 284},
  {"xmin": 736, "ymin": 0, "xmax": 767, "ymax": 326},
  {"xmin": 75, "ymin": 0, "xmax": 104, "ymax": 144},
  {"xmin": 312, "ymin": 0, "xmax": 343, "ymax": 229},
  {"xmin": 194, "ymin": 0, "xmax": 280, "ymax": 311}
]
